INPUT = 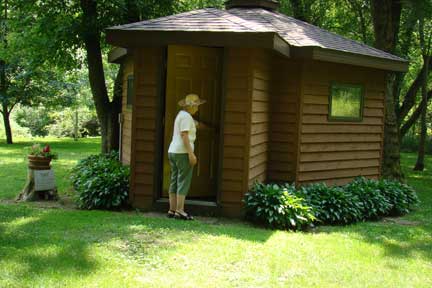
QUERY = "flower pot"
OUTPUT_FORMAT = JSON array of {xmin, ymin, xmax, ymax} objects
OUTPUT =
[{"xmin": 28, "ymin": 155, "xmax": 51, "ymax": 170}]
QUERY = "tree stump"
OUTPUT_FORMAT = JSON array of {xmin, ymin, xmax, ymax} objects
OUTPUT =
[{"xmin": 16, "ymin": 156, "xmax": 58, "ymax": 201}]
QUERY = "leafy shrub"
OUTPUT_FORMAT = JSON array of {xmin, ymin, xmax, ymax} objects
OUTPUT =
[
  {"xmin": 344, "ymin": 177, "xmax": 392, "ymax": 220},
  {"xmin": 48, "ymin": 108, "xmax": 100, "ymax": 138},
  {"xmin": 245, "ymin": 178, "xmax": 419, "ymax": 229},
  {"xmin": 81, "ymin": 118, "xmax": 100, "ymax": 136},
  {"xmin": 244, "ymin": 183, "xmax": 315, "ymax": 231},
  {"xmin": 377, "ymin": 179, "xmax": 419, "ymax": 215},
  {"xmin": 15, "ymin": 107, "xmax": 55, "ymax": 137},
  {"xmin": 294, "ymin": 183, "xmax": 363, "ymax": 225},
  {"xmin": 71, "ymin": 151, "xmax": 130, "ymax": 210}
]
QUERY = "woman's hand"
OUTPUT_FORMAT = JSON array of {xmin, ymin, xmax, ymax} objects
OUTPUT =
[{"xmin": 189, "ymin": 153, "xmax": 197, "ymax": 166}]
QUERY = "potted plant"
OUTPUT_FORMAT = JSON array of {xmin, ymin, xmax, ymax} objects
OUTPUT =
[{"xmin": 26, "ymin": 144, "xmax": 58, "ymax": 170}]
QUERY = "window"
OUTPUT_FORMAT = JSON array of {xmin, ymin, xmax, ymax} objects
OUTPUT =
[
  {"xmin": 329, "ymin": 83, "xmax": 364, "ymax": 121},
  {"xmin": 127, "ymin": 75, "xmax": 134, "ymax": 107}
]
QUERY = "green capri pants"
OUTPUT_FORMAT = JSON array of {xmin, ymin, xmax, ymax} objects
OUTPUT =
[{"xmin": 168, "ymin": 153, "xmax": 194, "ymax": 196}]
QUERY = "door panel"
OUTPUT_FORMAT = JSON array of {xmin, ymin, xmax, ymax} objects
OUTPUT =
[{"xmin": 162, "ymin": 45, "xmax": 221, "ymax": 198}]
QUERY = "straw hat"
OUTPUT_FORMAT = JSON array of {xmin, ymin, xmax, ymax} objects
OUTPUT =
[{"xmin": 178, "ymin": 94, "xmax": 206, "ymax": 107}]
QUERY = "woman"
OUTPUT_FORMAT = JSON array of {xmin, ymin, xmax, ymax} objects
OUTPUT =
[{"xmin": 167, "ymin": 94, "xmax": 206, "ymax": 220}]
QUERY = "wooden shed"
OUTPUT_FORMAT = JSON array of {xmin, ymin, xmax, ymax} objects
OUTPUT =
[{"xmin": 106, "ymin": 0, "xmax": 408, "ymax": 217}]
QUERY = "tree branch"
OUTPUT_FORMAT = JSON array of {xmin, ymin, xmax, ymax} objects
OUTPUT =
[
  {"xmin": 398, "ymin": 56, "xmax": 432, "ymax": 121},
  {"xmin": 400, "ymin": 89, "xmax": 432, "ymax": 138},
  {"xmin": 7, "ymin": 100, "xmax": 17, "ymax": 114}
]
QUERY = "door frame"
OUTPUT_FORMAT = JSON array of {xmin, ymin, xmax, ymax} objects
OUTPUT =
[{"xmin": 154, "ymin": 45, "xmax": 227, "ymax": 205}]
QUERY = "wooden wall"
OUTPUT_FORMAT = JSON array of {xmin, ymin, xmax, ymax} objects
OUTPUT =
[
  {"xmin": 221, "ymin": 48, "xmax": 253, "ymax": 215},
  {"xmin": 120, "ymin": 56, "xmax": 134, "ymax": 165},
  {"xmin": 221, "ymin": 48, "xmax": 303, "ymax": 215},
  {"xmin": 268, "ymin": 57, "xmax": 301, "ymax": 183},
  {"xmin": 248, "ymin": 49, "xmax": 272, "ymax": 187},
  {"xmin": 297, "ymin": 60, "xmax": 386, "ymax": 186},
  {"xmin": 129, "ymin": 48, "xmax": 162, "ymax": 208}
]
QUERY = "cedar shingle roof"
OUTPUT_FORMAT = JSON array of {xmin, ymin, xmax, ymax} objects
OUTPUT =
[{"xmin": 109, "ymin": 7, "xmax": 406, "ymax": 63}]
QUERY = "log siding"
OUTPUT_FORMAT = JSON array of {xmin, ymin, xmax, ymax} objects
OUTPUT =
[
  {"xmin": 129, "ymin": 48, "xmax": 162, "ymax": 208},
  {"xmin": 120, "ymin": 57, "xmax": 134, "ymax": 165},
  {"xmin": 268, "ymin": 57, "xmax": 301, "ymax": 183},
  {"xmin": 297, "ymin": 61, "xmax": 386, "ymax": 186},
  {"xmin": 221, "ymin": 48, "xmax": 253, "ymax": 215},
  {"xmin": 248, "ymin": 49, "xmax": 272, "ymax": 187}
]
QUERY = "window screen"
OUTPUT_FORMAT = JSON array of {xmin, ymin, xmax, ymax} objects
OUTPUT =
[{"xmin": 329, "ymin": 83, "xmax": 363, "ymax": 121}]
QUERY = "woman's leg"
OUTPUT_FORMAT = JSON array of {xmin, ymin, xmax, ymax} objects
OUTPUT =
[
  {"xmin": 176, "ymin": 194, "xmax": 186, "ymax": 213},
  {"xmin": 168, "ymin": 153, "xmax": 178, "ymax": 213},
  {"xmin": 169, "ymin": 193, "xmax": 177, "ymax": 212},
  {"xmin": 176, "ymin": 154, "xmax": 194, "ymax": 214}
]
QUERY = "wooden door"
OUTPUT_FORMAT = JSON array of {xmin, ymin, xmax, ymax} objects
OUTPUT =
[{"xmin": 162, "ymin": 45, "xmax": 221, "ymax": 199}]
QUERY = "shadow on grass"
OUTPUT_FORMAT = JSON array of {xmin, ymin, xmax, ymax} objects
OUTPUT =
[
  {"xmin": 315, "ymin": 153, "xmax": 432, "ymax": 262},
  {"xmin": 0, "ymin": 203, "xmax": 274, "ymax": 282},
  {"xmin": 313, "ymin": 216, "xmax": 432, "ymax": 262}
]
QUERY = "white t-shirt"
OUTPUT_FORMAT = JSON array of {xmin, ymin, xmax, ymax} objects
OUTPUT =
[{"xmin": 168, "ymin": 110, "xmax": 196, "ymax": 153}]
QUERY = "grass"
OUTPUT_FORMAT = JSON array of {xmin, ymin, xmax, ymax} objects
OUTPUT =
[
  {"xmin": 0, "ymin": 138, "xmax": 431, "ymax": 287},
  {"xmin": 0, "ymin": 137, "xmax": 100, "ymax": 200}
]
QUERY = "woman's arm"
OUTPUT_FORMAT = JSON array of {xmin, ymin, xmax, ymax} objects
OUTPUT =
[
  {"xmin": 195, "ymin": 120, "xmax": 211, "ymax": 130},
  {"xmin": 181, "ymin": 131, "xmax": 197, "ymax": 166}
]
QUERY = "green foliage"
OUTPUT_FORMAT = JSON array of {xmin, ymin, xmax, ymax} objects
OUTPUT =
[
  {"xmin": 48, "ymin": 108, "xmax": 100, "ymax": 138},
  {"xmin": 344, "ymin": 177, "xmax": 419, "ymax": 219},
  {"xmin": 344, "ymin": 177, "xmax": 392, "ymax": 220},
  {"xmin": 70, "ymin": 151, "xmax": 130, "ymax": 210},
  {"xmin": 0, "ymin": 108, "xmax": 31, "ymax": 139},
  {"xmin": 294, "ymin": 183, "xmax": 363, "ymax": 225},
  {"xmin": 15, "ymin": 107, "xmax": 55, "ymax": 137},
  {"xmin": 246, "ymin": 177, "xmax": 419, "ymax": 228},
  {"xmin": 244, "ymin": 183, "xmax": 316, "ymax": 231},
  {"xmin": 401, "ymin": 133, "xmax": 432, "ymax": 154},
  {"xmin": 377, "ymin": 179, "xmax": 420, "ymax": 216}
]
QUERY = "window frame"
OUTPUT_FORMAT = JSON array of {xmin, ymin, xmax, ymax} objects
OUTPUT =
[
  {"xmin": 126, "ymin": 75, "xmax": 134, "ymax": 108},
  {"xmin": 328, "ymin": 82, "xmax": 364, "ymax": 122}
]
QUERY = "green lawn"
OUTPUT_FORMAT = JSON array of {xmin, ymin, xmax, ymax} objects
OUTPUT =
[
  {"xmin": 0, "ymin": 138, "xmax": 431, "ymax": 287},
  {"xmin": 0, "ymin": 137, "xmax": 100, "ymax": 200}
]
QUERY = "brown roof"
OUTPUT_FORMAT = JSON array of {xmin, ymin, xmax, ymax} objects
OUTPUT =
[{"xmin": 108, "ymin": 7, "xmax": 407, "ymax": 65}]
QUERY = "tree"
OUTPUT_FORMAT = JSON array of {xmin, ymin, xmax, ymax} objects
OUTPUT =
[
  {"xmin": 0, "ymin": 0, "xmax": 76, "ymax": 143},
  {"xmin": 280, "ymin": 0, "xmax": 334, "ymax": 27},
  {"xmin": 412, "ymin": 0, "xmax": 432, "ymax": 170},
  {"xmin": 11, "ymin": 0, "xmax": 180, "ymax": 152},
  {"xmin": 370, "ymin": 0, "xmax": 404, "ymax": 181}
]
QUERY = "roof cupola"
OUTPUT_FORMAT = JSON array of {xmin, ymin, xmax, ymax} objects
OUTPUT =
[{"xmin": 225, "ymin": 0, "xmax": 280, "ymax": 11}]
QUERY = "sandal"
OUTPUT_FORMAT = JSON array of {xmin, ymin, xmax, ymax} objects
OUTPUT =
[
  {"xmin": 167, "ymin": 210, "xmax": 176, "ymax": 218},
  {"xmin": 174, "ymin": 211, "xmax": 194, "ymax": 220}
]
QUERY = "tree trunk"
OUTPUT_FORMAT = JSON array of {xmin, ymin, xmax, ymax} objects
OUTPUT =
[
  {"xmin": 413, "ymin": 54, "xmax": 429, "ymax": 170},
  {"xmin": 413, "ymin": 99, "xmax": 427, "ymax": 171},
  {"xmin": 80, "ymin": 0, "xmax": 118, "ymax": 153},
  {"xmin": 16, "ymin": 168, "xmax": 58, "ymax": 201},
  {"xmin": 371, "ymin": 0, "xmax": 403, "ymax": 181},
  {"xmin": 382, "ymin": 73, "xmax": 404, "ymax": 180},
  {"xmin": 1, "ymin": 104, "xmax": 12, "ymax": 144},
  {"xmin": 109, "ymin": 63, "xmax": 124, "ymax": 151}
]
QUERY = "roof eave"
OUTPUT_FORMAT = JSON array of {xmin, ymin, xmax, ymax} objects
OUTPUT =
[
  {"xmin": 312, "ymin": 47, "xmax": 409, "ymax": 72},
  {"xmin": 108, "ymin": 47, "xmax": 128, "ymax": 63},
  {"xmin": 105, "ymin": 29, "xmax": 290, "ymax": 58}
]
